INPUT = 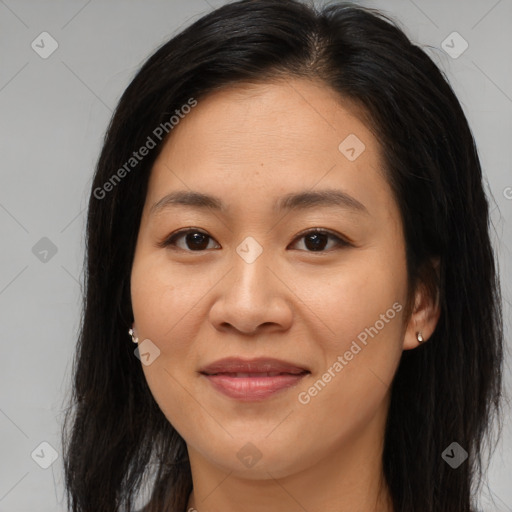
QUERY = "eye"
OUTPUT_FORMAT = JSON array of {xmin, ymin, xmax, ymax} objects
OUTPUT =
[
  {"xmin": 288, "ymin": 229, "xmax": 350, "ymax": 252},
  {"xmin": 157, "ymin": 228, "xmax": 350, "ymax": 252},
  {"xmin": 157, "ymin": 228, "xmax": 220, "ymax": 251}
]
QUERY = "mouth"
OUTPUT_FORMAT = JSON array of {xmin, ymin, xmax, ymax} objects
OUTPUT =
[{"xmin": 199, "ymin": 357, "xmax": 310, "ymax": 401}]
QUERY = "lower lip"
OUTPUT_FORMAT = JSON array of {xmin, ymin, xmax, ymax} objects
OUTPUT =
[{"xmin": 203, "ymin": 373, "xmax": 308, "ymax": 401}]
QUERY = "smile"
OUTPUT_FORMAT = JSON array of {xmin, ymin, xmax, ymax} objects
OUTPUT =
[
  {"xmin": 199, "ymin": 357, "xmax": 310, "ymax": 401},
  {"xmin": 202, "ymin": 372, "xmax": 309, "ymax": 401}
]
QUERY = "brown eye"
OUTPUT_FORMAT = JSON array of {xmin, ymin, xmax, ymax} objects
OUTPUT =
[
  {"xmin": 159, "ymin": 229, "xmax": 220, "ymax": 251},
  {"xmin": 158, "ymin": 228, "xmax": 350, "ymax": 253},
  {"xmin": 289, "ymin": 229, "xmax": 350, "ymax": 252}
]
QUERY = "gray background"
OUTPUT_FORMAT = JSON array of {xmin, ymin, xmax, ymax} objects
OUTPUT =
[{"xmin": 0, "ymin": 0, "xmax": 511, "ymax": 510}]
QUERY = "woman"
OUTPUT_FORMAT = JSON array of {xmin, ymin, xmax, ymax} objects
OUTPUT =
[{"xmin": 61, "ymin": 1, "xmax": 505, "ymax": 511}]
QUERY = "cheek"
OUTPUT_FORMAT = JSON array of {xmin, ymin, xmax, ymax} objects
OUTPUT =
[
  {"xmin": 130, "ymin": 257, "xmax": 206, "ymax": 431},
  {"xmin": 293, "ymin": 266, "xmax": 405, "ymax": 449},
  {"xmin": 302, "ymin": 251, "xmax": 407, "ymax": 352},
  {"xmin": 294, "ymin": 252, "xmax": 406, "ymax": 413},
  {"xmin": 130, "ymin": 255, "xmax": 202, "ymax": 344}
]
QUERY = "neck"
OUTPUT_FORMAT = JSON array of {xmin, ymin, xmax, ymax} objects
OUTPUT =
[
  {"xmin": 186, "ymin": 476, "xmax": 392, "ymax": 512},
  {"xmin": 184, "ymin": 395, "xmax": 394, "ymax": 512}
]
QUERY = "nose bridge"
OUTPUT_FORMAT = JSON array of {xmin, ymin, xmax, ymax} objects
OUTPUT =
[
  {"xmin": 230, "ymin": 235, "xmax": 273, "ymax": 303},
  {"xmin": 208, "ymin": 235, "xmax": 292, "ymax": 334}
]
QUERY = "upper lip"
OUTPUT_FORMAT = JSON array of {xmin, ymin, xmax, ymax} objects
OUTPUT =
[{"xmin": 199, "ymin": 357, "xmax": 310, "ymax": 375}]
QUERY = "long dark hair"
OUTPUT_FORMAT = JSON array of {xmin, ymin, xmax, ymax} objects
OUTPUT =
[{"xmin": 61, "ymin": 1, "xmax": 505, "ymax": 511}]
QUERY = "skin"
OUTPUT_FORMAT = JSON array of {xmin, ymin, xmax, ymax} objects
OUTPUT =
[{"xmin": 130, "ymin": 77, "xmax": 440, "ymax": 512}]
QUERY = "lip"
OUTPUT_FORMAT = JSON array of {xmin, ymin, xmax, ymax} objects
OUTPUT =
[
  {"xmin": 200, "ymin": 357, "xmax": 309, "ymax": 375},
  {"xmin": 200, "ymin": 357, "xmax": 310, "ymax": 401}
]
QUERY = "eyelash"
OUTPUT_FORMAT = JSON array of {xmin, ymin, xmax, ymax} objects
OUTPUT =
[{"xmin": 157, "ymin": 227, "xmax": 351, "ymax": 253}]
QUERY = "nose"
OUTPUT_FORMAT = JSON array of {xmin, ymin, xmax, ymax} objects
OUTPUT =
[{"xmin": 208, "ymin": 249, "xmax": 293, "ymax": 336}]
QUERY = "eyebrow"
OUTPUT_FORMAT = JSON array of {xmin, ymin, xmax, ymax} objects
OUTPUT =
[{"xmin": 149, "ymin": 188, "xmax": 369, "ymax": 216}]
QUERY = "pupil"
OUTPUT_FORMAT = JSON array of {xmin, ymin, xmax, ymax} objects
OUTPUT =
[
  {"xmin": 187, "ymin": 232, "xmax": 208, "ymax": 250},
  {"xmin": 306, "ymin": 233, "xmax": 327, "ymax": 251}
]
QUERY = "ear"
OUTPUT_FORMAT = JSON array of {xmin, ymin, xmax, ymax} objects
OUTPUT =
[{"xmin": 403, "ymin": 258, "xmax": 441, "ymax": 350}]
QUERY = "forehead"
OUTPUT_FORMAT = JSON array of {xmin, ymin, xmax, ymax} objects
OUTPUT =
[
  {"xmin": 160, "ymin": 79, "xmax": 375, "ymax": 159},
  {"xmin": 143, "ymin": 78, "xmax": 396, "ymax": 222}
]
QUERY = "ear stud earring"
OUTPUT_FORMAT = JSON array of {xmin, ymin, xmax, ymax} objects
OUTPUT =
[
  {"xmin": 128, "ymin": 327, "xmax": 139, "ymax": 344},
  {"xmin": 417, "ymin": 331, "xmax": 425, "ymax": 344}
]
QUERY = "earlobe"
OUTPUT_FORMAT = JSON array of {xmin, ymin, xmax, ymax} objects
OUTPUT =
[
  {"xmin": 403, "ymin": 297, "xmax": 440, "ymax": 350},
  {"xmin": 403, "ymin": 260, "xmax": 441, "ymax": 350}
]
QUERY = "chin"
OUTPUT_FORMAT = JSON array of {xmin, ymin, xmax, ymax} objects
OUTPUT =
[{"xmin": 191, "ymin": 435, "xmax": 319, "ymax": 480}]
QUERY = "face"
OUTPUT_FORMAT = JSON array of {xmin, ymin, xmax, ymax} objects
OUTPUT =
[{"xmin": 130, "ymin": 78, "xmax": 419, "ymax": 480}]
